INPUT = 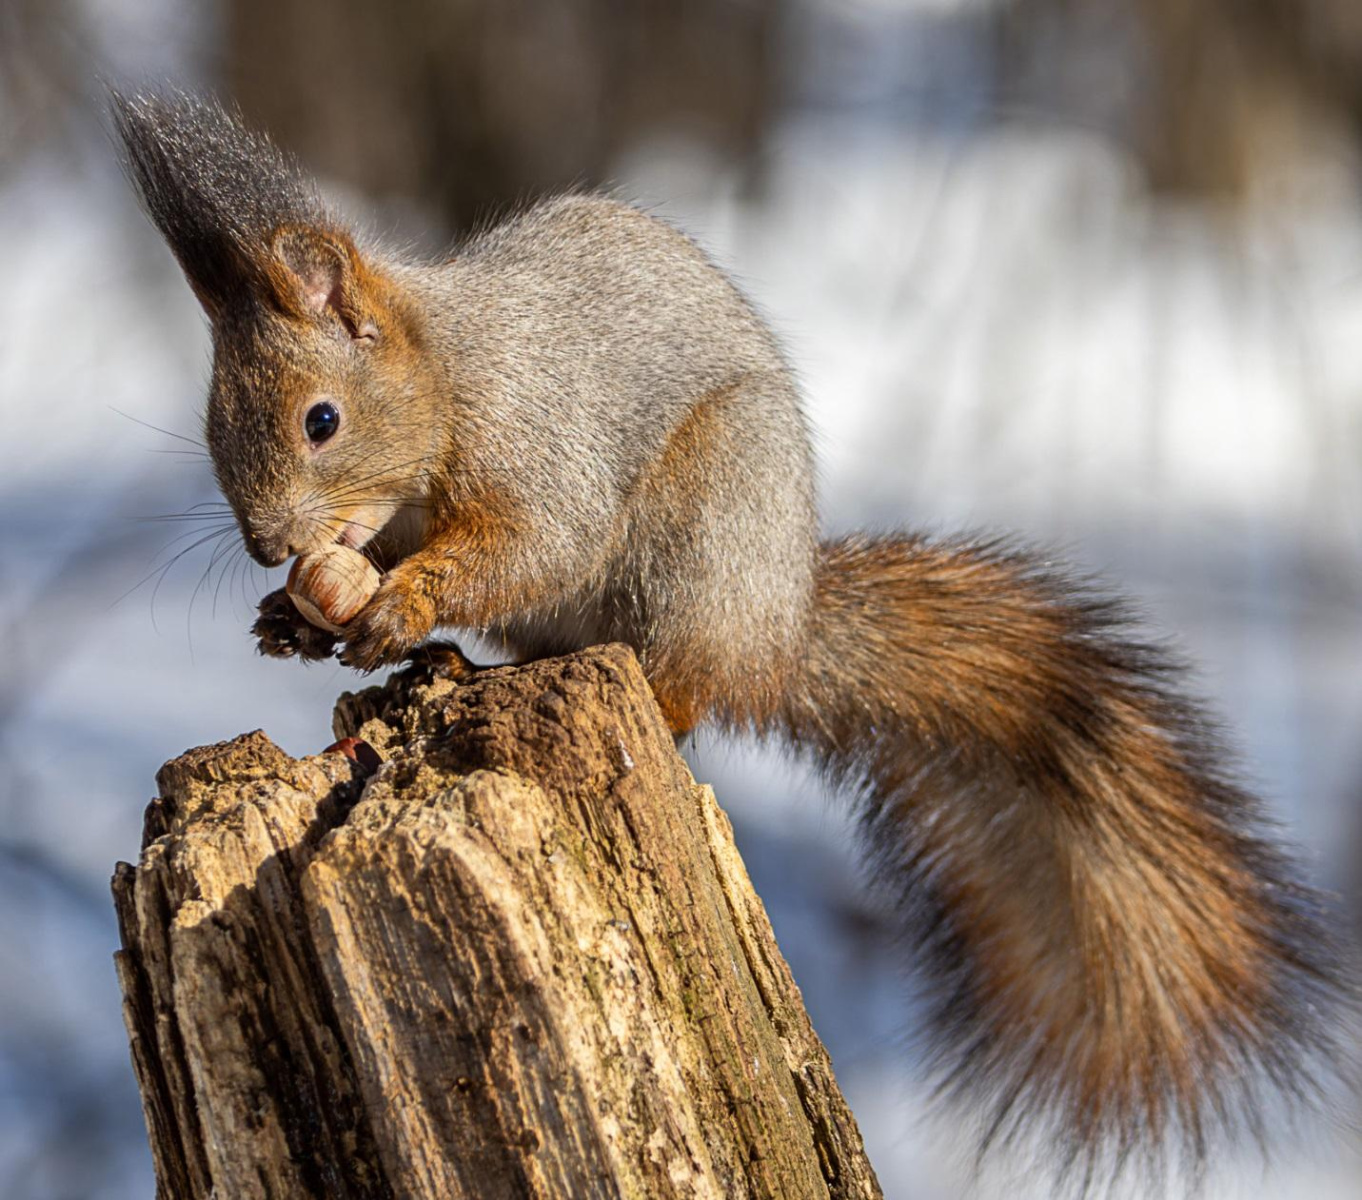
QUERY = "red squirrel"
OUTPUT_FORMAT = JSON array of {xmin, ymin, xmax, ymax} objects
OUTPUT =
[{"xmin": 114, "ymin": 90, "xmax": 1349, "ymax": 1186}]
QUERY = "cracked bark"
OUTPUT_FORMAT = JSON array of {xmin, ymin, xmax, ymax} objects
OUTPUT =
[{"xmin": 112, "ymin": 643, "xmax": 883, "ymax": 1200}]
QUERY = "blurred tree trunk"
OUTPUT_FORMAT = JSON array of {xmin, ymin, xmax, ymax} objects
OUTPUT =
[
  {"xmin": 996, "ymin": 0, "xmax": 1362, "ymax": 200},
  {"xmin": 112, "ymin": 644, "xmax": 882, "ymax": 1199},
  {"xmin": 223, "ymin": 0, "xmax": 782, "ymax": 235},
  {"xmin": 0, "ymin": 0, "xmax": 92, "ymax": 169}
]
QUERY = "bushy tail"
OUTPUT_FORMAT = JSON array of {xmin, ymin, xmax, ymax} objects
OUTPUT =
[{"xmin": 781, "ymin": 533, "xmax": 1345, "ymax": 1184}]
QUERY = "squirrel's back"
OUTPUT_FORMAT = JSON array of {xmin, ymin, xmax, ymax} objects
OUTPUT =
[{"xmin": 427, "ymin": 192, "xmax": 794, "ymax": 424}]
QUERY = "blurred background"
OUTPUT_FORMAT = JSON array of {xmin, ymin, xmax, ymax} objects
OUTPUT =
[{"xmin": 2, "ymin": 0, "xmax": 1361, "ymax": 1196}]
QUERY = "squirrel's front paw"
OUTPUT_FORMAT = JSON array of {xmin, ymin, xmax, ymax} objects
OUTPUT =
[
  {"xmin": 254, "ymin": 588, "xmax": 339, "ymax": 661},
  {"xmin": 338, "ymin": 574, "xmax": 437, "ymax": 672}
]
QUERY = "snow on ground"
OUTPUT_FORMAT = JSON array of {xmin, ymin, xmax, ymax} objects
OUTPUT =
[{"xmin": 3, "ymin": 88, "xmax": 1361, "ymax": 1200}]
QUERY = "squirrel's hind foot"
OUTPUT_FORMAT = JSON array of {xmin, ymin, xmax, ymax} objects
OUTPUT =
[{"xmin": 393, "ymin": 640, "xmax": 483, "ymax": 687}]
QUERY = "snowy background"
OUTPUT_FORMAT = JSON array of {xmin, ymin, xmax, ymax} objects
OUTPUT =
[{"xmin": 1, "ymin": 1, "xmax": 1360, "ymax": 1196}]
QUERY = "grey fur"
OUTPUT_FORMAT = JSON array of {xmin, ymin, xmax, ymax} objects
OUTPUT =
[{"xmin": 413, "ymin": 195, "xmax": 819, "ymax": 712}]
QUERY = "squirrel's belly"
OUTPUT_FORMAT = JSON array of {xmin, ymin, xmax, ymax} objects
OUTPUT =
[
  {"xmin": 381, "ymin": 504, "xmax": 431, "ymax": 559},
  {"xmin": 496, "ymin": 598, "xmax": 620, "ymax": 662}
]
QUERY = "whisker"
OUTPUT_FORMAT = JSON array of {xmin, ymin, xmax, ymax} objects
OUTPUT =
[
  {"xmin": 226, "ymin": 548, "xmax": 253, "ymax": 616},
  {"xmin": 317, "ymin": 478, "xmax": 440, "ymax": 507},
  {"xmin": 309, "ymin": 457, "xmax": 520, "ymax": 512},
  {"xmin": 240, "ymin": 550, "xmax": 260, "ymax": 614},
  {"xmin": 211, "ymin": 538, "xmax": 247, "ymax": 620},
  {"xmin": 136, "ymin": 501, "xmax": 235, "ymax": 524},
  {"xmin": 139, "ymin": 513, "xmax": 236, "ymax": 525},
  {"xmin": 107, "ymin": 525, "xmax": 236, "ymax": 636},
  {"xmin": 311, "ymin": 456, "xmax": 439, "ymax": 503},
  {"xmin": 148, "ymin": 522, "xmax": 239, "ymax": 568},
  {"xmin": 227, "ymin": 550, "xmax": 245, "ymax": 616},
  {"xmin": 190, "ymin": 533, "xmax": 232, "ymax": 630},
  {"xmin": 300, "ymin": 504, "xmax": 420, "ymax": 532},
  {"xmin": 109, "ymin": 406, "xmax": 207, "ymax": 449},
  {"xmin": 170, "ymin": 525, "xmax": 236, "ymax": 618}
]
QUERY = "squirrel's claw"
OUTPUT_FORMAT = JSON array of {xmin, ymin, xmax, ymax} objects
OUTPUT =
[
  {"xmin": 336, "ymin": 632, "xmax": 404, "ymax": 673},
  {"xmin": 253, "ymin": 588, "xmax": 338, "ymax": 661}
]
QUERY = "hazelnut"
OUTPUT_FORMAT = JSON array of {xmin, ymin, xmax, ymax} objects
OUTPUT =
[{"xmin": 286, "ymin": 545, "xmax": 381, "ymax": 634}]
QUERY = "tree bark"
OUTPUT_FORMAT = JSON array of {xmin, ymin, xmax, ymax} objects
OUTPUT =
[{"xmin": 112, "ymin": 643, "xmax": 883, "ymax": 1200}]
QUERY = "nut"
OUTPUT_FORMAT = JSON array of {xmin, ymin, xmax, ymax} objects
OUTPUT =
[
  {"xmin": 321, "ymin": 736, "xmax": 383, "ymax": 775},
  {"xmin": 285, "ymin": 545, "xmax": 381, "ymax": 634}
]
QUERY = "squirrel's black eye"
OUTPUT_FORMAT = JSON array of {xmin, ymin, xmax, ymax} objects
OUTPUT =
[{"xmin": 304, "ymin": 401, "xmax": 340, "ymax": 444}]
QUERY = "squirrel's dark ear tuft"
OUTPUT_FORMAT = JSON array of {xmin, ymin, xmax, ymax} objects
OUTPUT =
[
  {"xmin": 270, "ymin": 226, "xmax": 372, "ymax": 335},
  {"xmin": 109, "ymin": 88, "xmax": 332, "ymax": 320}
]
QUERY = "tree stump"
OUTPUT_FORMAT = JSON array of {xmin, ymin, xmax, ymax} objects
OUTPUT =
[{"xmin": 112, "ymin": 643, "xmax": 883, "ymax": 1199}]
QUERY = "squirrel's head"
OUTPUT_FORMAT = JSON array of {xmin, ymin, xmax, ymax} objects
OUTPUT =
[{"xmin": 112, "ymin": 91, "xmax": 441, "ymax": 566}]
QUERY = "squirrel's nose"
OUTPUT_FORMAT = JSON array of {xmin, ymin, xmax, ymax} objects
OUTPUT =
[{"xmin": 244, "ymin": 529, "xmax": 290, "ymax": 568}]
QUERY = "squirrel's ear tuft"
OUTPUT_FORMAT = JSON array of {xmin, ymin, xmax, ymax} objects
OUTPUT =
[
  {"xmin": 270, "ymin": 227, "xmax": 373, "ymax": 336},
  {"xmin": 110, "ymin": 88, "xmax": 331, "ymax": 320}
]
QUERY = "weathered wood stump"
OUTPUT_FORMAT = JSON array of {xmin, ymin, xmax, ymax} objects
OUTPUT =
[{"xmin": 112, "ymin": 643, "xmax": 883, "ymax": 1199}]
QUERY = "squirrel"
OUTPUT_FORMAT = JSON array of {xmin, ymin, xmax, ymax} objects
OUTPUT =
[{"xmin": 113, "ymin": 90, "xmax": 1349, "ymax": 1187}]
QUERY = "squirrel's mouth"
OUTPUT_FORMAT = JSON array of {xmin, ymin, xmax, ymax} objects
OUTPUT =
[
  {"xmin": 327, "ymin": 504, "xmax": 426, "ymax": 561},
  {"xmin": 334, "ymin": 504, "xmax": 411, "ymax": 553},
  {"xmin": 336, "ymin": 521, "xmax": 370, "ymax": 550}
]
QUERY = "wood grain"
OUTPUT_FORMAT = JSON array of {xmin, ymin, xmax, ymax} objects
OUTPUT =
[{"xmin": 113, "ymin": 644, "xmax": 883, "ymax": 1200}]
